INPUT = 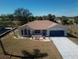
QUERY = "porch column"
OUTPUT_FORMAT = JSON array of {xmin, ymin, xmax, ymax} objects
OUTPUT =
[
  {"xmin": 23, "ymin": 29, "xmax": 25, "ymax": 36},
  {"xmin": 41, "ymin": 30, "xmax": 44, "ymax": 39}
]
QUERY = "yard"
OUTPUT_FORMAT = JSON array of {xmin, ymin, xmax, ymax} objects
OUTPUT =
[
  {"xmin": 68, "ymin": 24, "xmax": 78, "ymax": 45},
  {"xmin": 0, "ymin": 32, "xmax": 62, "ymax": 59},
  {"xmin": 65, "ymin": 24, "xmax": 78, "ymax": 45}
]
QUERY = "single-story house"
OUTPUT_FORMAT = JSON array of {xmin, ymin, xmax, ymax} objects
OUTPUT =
[{"xmin": 18, "ymin": 20, "xmax": 67, "ymax": 37}]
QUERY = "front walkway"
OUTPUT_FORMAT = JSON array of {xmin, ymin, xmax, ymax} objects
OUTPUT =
[{"xmin": 50, "ymin": 37, "xmax": 78, "ymax": 59}]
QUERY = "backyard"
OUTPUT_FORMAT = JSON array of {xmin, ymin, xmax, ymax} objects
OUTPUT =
[{"xmin": 0, "ymin": 32, "xmax": 62, "ymax": 59}]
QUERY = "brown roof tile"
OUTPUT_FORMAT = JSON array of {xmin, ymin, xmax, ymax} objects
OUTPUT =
[{"xmin": 25, "ymin": 20, "xmax": 58, "ymax": 30}]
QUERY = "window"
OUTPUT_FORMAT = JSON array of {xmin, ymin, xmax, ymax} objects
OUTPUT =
[
  {"xmin": 28, "ymin": 30, "xmax": 30, "ymax": 35},
  {"xmin": 24, "ymin": 29, "xmax": 30, "ymax": 35},
  {"xmin": 21, "ymin": 30, "xmax": 24, "ymax": 35},
  {"xmin": 24, "ymin": 29, "xmax": 28, "ymax": 35},
  {"xmin": 33, "ymin": 30, "xmax": 41, "ymax": 35},
  {"xmin": 21, "ymin": 29, "xmax": 30, "ymax": 36},
  {"xmin": 34, "ymin": 30, "xmax": 40, "ymax": 33},
  {"xmin": 42, "ymin": 30, "xmax": 47, "ymax": 36}
]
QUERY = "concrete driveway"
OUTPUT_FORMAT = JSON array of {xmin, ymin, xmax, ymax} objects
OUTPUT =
[{"xmin": 50, "ymin": 37, "xmax": 78, "ymax": 59}]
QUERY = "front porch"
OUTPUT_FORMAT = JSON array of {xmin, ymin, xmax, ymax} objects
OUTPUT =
[
  {"xmin": 15, "ymin": 29, "xmax": 50, "ymax": 41},
  {"xmin": 21, "ymin": 29, "xmax": 47, "ymax": 38}
]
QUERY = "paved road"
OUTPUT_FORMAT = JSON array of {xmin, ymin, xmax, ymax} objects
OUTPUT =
[{"xmin": 50, "ymin": 37, "xmax": 78, "ymax": 59}]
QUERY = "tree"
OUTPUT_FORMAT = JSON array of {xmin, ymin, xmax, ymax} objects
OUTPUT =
[
  {"xmin": 7, "ymin": 14, "xmax": 14, "ymax": 21},
  {"xmin": 48, "ymin": 14, "xmax": 56, "ymax": 22},
  {"xmin": 14, "ymin": 8, "xmax": 32, "ymax": 25},
  {"xmin": 52, "ymin": 15, "xmax": 56, "ymax": 21},
  {"xmin": 34, "ymin": 16, "xmax": 43, "ymax": 20},
  {"xmin": 37, "ymin": 16, "xmax": 43, "ymax": 20},
  {"xmin": 14, "ymin": 8, "xmax": 32, "ymax": 17},
  {"xmin": 0, "ymin": 15, "xmax": 7, "ymax": 21},
  {"xmin": 61, "ymin": 16, "xmax": 69, "ymax": 25},
  {"xmin": 0, "ymin": 14, "xmax": 14, "ymax": 27},
  {"xmin": 42, "ymin": 16, "xmax": 48, "ymax": 20},
  {"xmin": 28, "ymin": 16, "xmax": 35, "ymax": 22},
  {"xmin": 67, "ymin": 20, "xmax": 74, "ymax": 25},
  {"xmin": 74, "ymin": 16, "xmax": 78, "ymax": 24}
]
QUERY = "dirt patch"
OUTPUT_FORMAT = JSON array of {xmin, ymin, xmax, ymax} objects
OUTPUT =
[{"xmin": 0, "ymin": 33, "xmax": 62, "ymax": 59}]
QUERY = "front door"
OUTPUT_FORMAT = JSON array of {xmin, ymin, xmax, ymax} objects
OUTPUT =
[{"xmin": 42, "ymin": 30, "xmax": 47, "ymax": 36}]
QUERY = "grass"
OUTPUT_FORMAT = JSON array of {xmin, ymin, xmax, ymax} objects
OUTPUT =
[{"xmin": 0, "ymin": 32, "xmax": 62, "ymax": 59}]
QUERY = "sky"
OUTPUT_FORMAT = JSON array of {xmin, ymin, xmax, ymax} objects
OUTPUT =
[{"xmin": 0, "ymin": 0, "xmax": 78, "ymax": 16}]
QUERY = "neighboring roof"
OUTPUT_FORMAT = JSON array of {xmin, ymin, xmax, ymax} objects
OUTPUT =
[{"xmin": 25, "ymin": 20, "xmax": 58, "ymax": 30}]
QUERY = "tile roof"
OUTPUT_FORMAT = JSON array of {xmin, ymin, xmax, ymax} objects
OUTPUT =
[{"xmin": 25, "ymin": 20, "xmax": 58, "ymax": 30}]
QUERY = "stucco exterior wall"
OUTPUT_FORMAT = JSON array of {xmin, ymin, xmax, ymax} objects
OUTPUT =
[
  {"xmin": 18, "ymin": 24, "xmax": 68, "ymax": 37},
  {"xmin": 47, "ymin": 25, "xmax": 68, "ymax": 36}
]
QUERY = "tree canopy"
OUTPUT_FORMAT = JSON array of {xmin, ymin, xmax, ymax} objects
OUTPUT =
[
  {"xmin": 0, "ymin": 8, "xmax": 78, "ymax": 27},
  {"xmin": 47, "ymin": 14, "xmax": 56, "ymax": 22},
  {"xmin": 14, "ymin": 8, "xmax": 32, "ymax": 21}
]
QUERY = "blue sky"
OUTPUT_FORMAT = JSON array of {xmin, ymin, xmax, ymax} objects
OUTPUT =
[{"xmin": 0, "ymin": 0, "xmax": 78, "ymax": 16}]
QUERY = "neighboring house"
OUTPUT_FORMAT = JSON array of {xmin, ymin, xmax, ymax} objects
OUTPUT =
[{"xmin": 18, "ymin": 20, "xmax": 67, "ymax": 37}]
